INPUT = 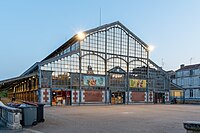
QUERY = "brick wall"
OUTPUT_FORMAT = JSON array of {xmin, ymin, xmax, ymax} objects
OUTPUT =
[
  {"xmin": 132, "ymin": 92, "xmax": 145, "ymax": 102},
  {"xmin": 84, "ymin": 90, "xmax": 103, "ymax": 102}
]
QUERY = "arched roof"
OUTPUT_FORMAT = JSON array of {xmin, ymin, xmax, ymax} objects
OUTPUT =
[{"xmin": 42, "ymin": 21, "xmax": 149, "ymax": 62}]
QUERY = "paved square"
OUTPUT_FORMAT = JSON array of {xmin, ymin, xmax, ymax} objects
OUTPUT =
[{"xmin": 2, "ymin": 104, "xmax": 200, "ymax": 133}]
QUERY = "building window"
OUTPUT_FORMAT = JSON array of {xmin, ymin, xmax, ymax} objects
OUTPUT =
[
  {"xmin": 194, "ymin": 69, "xmax": 199, "ymax": 75},
  {"xmin": 177, "ymin": 78, "xmax": 181, "ymax": 86},
  {"xmin": 199, "ymin": 89, "xmax": 200, "ymax": 97},
  {"xmin": 183, "ymin": 71, "xmax": 189, "ymax": 76},
  {"xmin": 176, "ymin": 72, "xmax": 182, "ymax": 77},
  {"xmin": 190, "ymin": 89, "xmax": 193, "ymax": 98},
  {"xmin": 189, "ymin": 78, "xmax": 194, "ymax": 86},
  {"xmin": 199, "ymin": 77, "xmax": 200, "ymax": 86},
  {"xmin": 190, "ymin": 70, "xmax": 193, "ymax": 76},
  {"xmin": 194, "ymin": 77, "xmax": 199, "ymax": 86}
]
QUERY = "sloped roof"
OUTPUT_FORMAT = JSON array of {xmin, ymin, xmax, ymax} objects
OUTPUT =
[
  {"xmin": 42, "ymin": 21, "xmax": 149, "ymax": 62},
  {"xmin": 0, "ymin": 73, "xmax": 37, "ymax": 90},
  {"xmin": 0, "ymin": 21, "xmax": 151, "ymax": 90},
  {"xmin": 21, "ymin": 62, "xmax": 39, "ymax": 76},
  {"xmin": 176, "ymin": 63, "xmax": 200, "ymax": 72},
  {"xmin": 170, "ymin": 82, "xmax": 183, "ymax": 90}
]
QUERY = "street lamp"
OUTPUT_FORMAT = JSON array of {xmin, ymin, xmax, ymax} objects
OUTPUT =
[
  {"xmin": 77, "ymin": 31, "xmax": 86, "ymax": 105},
  {"xmin": 146, "ymin": 45, "xmax": 154, "ymax": 104},
  {"xmin": 147, "ymin": 45, "xmax": 155, "ymax": 53},
  {"xmin": 77, "ymin": 32, "xmax": 86, "ymax": 41}
]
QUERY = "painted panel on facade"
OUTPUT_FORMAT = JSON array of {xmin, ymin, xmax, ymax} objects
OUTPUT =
[
  {"xmin": 83, "ymin": 76, "xmax": 105, "ymax": 87},
  {"xmin": 40, "ymin": 88, "xmax": 51, "ymax": 104},
  {"xmin": 132, "ymin": 92, "xmax": 145, "ymax": 102},
  {"xmin": 149, "ymin": 91, "xmax": 154, "ymax": 102},
  {"xmin": 129, "ymin": 79, "xmax": 146, "ymax": 88},
  {"xmin": 165, "ymin": 92, "xmax": 169, "ymax": 102},
  {"xmin": 84, "ymin": 90, "xmax": 103, "ymax": 102},
  {"xmin": 71, "ymin": 90, "xmax": 79, "ymax": 103}
]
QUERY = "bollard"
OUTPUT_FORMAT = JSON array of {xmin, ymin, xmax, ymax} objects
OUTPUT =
[{"xmin": 183, "ymin": 121, "xmax": 200, "ymax": 133}]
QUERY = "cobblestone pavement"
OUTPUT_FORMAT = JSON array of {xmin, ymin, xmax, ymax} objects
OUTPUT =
[{"xmin": 1, "ymin": 104, "xmax": 200, "ymax": 133}]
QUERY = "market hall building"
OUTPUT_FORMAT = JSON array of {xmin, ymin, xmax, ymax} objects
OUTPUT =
[{"xmin": 0, "ymin": 21, "xmax": 171, "ymax": 106}]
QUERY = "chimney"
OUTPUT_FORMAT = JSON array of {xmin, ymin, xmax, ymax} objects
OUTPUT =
[{"xmin": 180, "ymin": 64, "xmax": 185, "ymax": 69}]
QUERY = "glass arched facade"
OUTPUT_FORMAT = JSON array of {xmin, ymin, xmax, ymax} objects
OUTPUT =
[
  {"xmin": 38, "ymin": 22, "xmax": 170, "ymax": 105},
  {"xmin": 4, "ymin": 22, "xmax": 170, "ymax": 105}
]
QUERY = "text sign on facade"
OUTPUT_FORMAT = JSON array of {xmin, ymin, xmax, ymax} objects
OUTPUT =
[
  {"xmin": 83, "ymin": 76, "xmax": 105, "ymax": 87},
  {"xmin": 129, "ymin": 79, "xmax": 146, "ymax": 88}
]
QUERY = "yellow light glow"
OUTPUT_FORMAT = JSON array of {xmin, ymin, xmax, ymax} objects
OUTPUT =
[{"xmin": 77, "ymin": 32, "xmax": 86, "ymax": 40}]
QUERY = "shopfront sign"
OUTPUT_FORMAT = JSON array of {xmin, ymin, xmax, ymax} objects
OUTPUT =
[
  {"xmin": 83, "ymin": 76, "xmax": 105, "ymax": 87},
  {"xmin": 129, "ymin": 79, "xmax": 146, "ymax": 88}
]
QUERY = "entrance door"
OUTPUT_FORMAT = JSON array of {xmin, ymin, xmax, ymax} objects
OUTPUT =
[
  {"xmin": 111, "ymin": 92, "xmax": 125, "ymax": 104},
  {"xmin": 52, "ymin": 90, "xmax": 66, "ymax": 106},
  {"xmin": 66, "ymin": 91, "xmax": 71, "ymax": 105},
  {"xmin": 154, "ymin": 93, "xmax": 165, "ymax": 103}
]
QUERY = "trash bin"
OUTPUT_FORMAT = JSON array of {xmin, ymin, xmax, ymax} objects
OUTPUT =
[
  {"xmin": 19, "ymin": 104, "xmax": 37, "ymax": 126},
  {"xmin": 22, "ymin": 101, "xmax": 45, "ymax": 123},
  {"xmin": 37, "ymin": 103, "xmax": 45, "ymax": 122}
]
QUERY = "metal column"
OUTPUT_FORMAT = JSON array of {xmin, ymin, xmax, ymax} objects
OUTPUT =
[
  {"xmin": 105, "ymin": 29, "xmax": 108, "ymax": 104},
  {"xmin": 147, "ymin": 50, "xmax": 149, "ymax": 104},
  {"xmin": 79, "ymin": 41, "xmax": 82, "ymax": 105},
  {"xmin": 127, "ymin": 36, "xmax": 130, "ymax": 104}
]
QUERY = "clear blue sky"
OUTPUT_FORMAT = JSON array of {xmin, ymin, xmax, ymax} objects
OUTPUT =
[{"xmin": 1, "ymin": 0, "xmax": 200, "ymax": 80}]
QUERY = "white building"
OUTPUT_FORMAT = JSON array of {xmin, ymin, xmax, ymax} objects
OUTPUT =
[{"xmin": 173, "ymin": 64, "xmax": 200, "ymax": 103}]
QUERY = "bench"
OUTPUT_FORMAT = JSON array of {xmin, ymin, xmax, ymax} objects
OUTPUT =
[{"xmin": 183, "ymin": 121, "xmax": 200, "ymax": 133}]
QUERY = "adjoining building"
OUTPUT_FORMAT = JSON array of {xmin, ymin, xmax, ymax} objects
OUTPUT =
[
  {"xmin": 173, "ymin": 64, "xmax": 200, "ymax": 103},
  {"xmin": 0, "ymin": 21, "xmax": 171, "ymax": 106},
  {"xmin": 167, "ymin": 70, "xmax": 184, "ymax": 103}
]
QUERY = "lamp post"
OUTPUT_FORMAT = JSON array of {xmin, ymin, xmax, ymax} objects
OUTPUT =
[
  {"xmin": 146, "ymin": 45, "xmax": 154, "ymax": 104},
  {"xmin": 147, "ymin": 50, "xmax": 149, "ymax": 104},
  {"xmin": 77, "ymin": 32, "xmax": 86, "ymax": 105}
]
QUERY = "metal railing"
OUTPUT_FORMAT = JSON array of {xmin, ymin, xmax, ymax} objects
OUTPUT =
[{"xmin": 0, "ymin": 101, "xmax": 22, "ymax": 129}]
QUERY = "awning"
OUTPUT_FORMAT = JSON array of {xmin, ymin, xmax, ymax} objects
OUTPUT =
[{"xmin": 0, "ymin": 73, "xmax": 38, "ymax": 91}]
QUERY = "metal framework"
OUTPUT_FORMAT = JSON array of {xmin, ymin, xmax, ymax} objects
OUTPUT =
[
  {"xmin": 0, "ymin": 21, "xmax": 170, "ymax": 105},
  {"xmin": 39, "ymin": 21, "xmax": 169, "ymax": 104}
]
